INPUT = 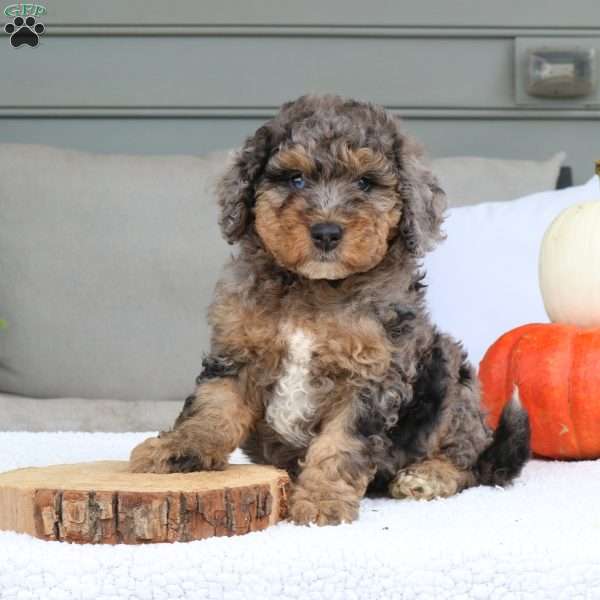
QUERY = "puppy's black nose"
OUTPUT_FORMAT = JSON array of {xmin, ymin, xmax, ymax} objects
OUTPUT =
[{"xmin": 310, "ymin": 222, "xmax": 344, "ymax": 251}]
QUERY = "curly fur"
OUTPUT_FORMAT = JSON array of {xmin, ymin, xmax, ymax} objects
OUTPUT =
[
  {"xmin": 266, "ymin": 327, "xmax": 318, "ymax": 448},
  {"xmin": 129, "ymin": 94, "xmax": 530, "ymax": 526}
]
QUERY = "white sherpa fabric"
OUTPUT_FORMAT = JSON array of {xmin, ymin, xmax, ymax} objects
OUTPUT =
[{"xmin": 0, "ymin": 432, "xmax": 599, "ymax": 599}]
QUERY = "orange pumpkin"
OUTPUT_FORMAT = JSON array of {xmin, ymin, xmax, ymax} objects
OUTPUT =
[{"xmin": 479, "ymin": 323, "xmax": 600, "ymax": 459}]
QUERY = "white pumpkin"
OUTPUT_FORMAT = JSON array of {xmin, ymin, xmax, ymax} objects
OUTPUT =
[{"xmin": 539, "ymin": 201, "xmax": 600, "ymax": 326}]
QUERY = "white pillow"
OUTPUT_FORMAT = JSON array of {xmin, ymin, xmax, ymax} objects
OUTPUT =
[{"xmin": 424, "ymin": 175, "xmax": 600, "ymax": 369}]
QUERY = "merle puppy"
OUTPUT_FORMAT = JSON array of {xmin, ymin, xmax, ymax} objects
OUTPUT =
[{"xmin": 130, "ymin": 94, "xmax": 530, "ymax": 526}]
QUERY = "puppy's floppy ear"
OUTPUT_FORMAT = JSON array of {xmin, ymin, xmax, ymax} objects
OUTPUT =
[
  {"xmin": 394, "ymin": 133, "xmax": 447, "ymax": 257},
  {"xmin": 217, "ymin": 124, "xmax": 276, "ymax": 244}
]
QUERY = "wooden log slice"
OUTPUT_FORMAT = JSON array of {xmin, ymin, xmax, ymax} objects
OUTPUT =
[{"xmin": 0, "ymin": 461, "xmax": 290, "ymax": 544}]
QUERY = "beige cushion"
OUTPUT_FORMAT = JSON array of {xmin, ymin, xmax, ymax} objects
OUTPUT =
[
  {"xmin": 0, "ymin": 144, "xmax": 232, "ymax": 403},
  {"xmin": 431, "ymin": 152, "xmax": 566, "ymax": 207},
  {"xmin": 0, "ymin": 392, "xmax": 180, "ymax": 432},
  {"xmin": 0, "ymin": 143, "xmax": 567, "ymax": 422}
]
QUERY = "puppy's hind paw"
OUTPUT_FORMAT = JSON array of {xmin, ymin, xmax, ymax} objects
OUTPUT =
[
  {"xmin": 389, "ymin": 469, "xmax": 450, "ymax": 500},
  {"xmin": 388, "ymin": 459, "xmax": 473, "ymax": 500}
]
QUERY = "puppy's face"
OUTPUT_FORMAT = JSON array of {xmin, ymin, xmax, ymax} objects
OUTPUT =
[
  {"xmin": 217, "ymin": 95, "xmax": 446, "ymax": 269},
  {"xmin": 253, "ymin": 143, "xmax": 401, "ymax": 280}
]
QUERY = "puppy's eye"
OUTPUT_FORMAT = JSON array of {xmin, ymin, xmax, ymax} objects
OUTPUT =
[
  {"xmin": 290, "ymin": 174, "xmax": 305, "ymax": 190},
  {"xmin": 357, "ymin": 177, "xmax": 372, "ymax": 192}
]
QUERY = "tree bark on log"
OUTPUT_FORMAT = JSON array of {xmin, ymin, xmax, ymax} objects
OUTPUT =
[{"xmin": 0, "ymin": 461, "xmax": 289, "ymax": 544}]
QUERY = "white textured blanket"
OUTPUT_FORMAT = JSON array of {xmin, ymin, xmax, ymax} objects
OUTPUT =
[{"xmin": 1, "ymin": 432, "xmax": 599, "ymax": 600}]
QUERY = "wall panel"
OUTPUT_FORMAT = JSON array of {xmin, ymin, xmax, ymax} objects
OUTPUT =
[{"xmin": 1, "ymin": 1, "xmax": 598, "ymax": 182}]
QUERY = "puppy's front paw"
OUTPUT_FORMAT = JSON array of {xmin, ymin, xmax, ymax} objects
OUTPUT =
[
  {"xmin": 288, "ymin": 497, "xmax": 320, "ymax": 525},
  {"xmin": 288, "ymin": 488, "xmax": 359, "ymax": 526},
  {"xmin": 128, "ymin": 436, "xmax": 228, "ymax": 474},
  {"xmin": 129, "ymin": 437, "xmax": 174, "ymax": 473}
]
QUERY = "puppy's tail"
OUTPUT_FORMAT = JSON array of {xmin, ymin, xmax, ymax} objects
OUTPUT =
[{"xmin": 473, "ymin": 388, "xmax": 531, "ymax": 487}]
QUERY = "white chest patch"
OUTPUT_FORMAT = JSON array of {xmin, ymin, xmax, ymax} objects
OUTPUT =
[{"xmin": 266, "ymin": 328, "xmax": 318, "ymax": 448}]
